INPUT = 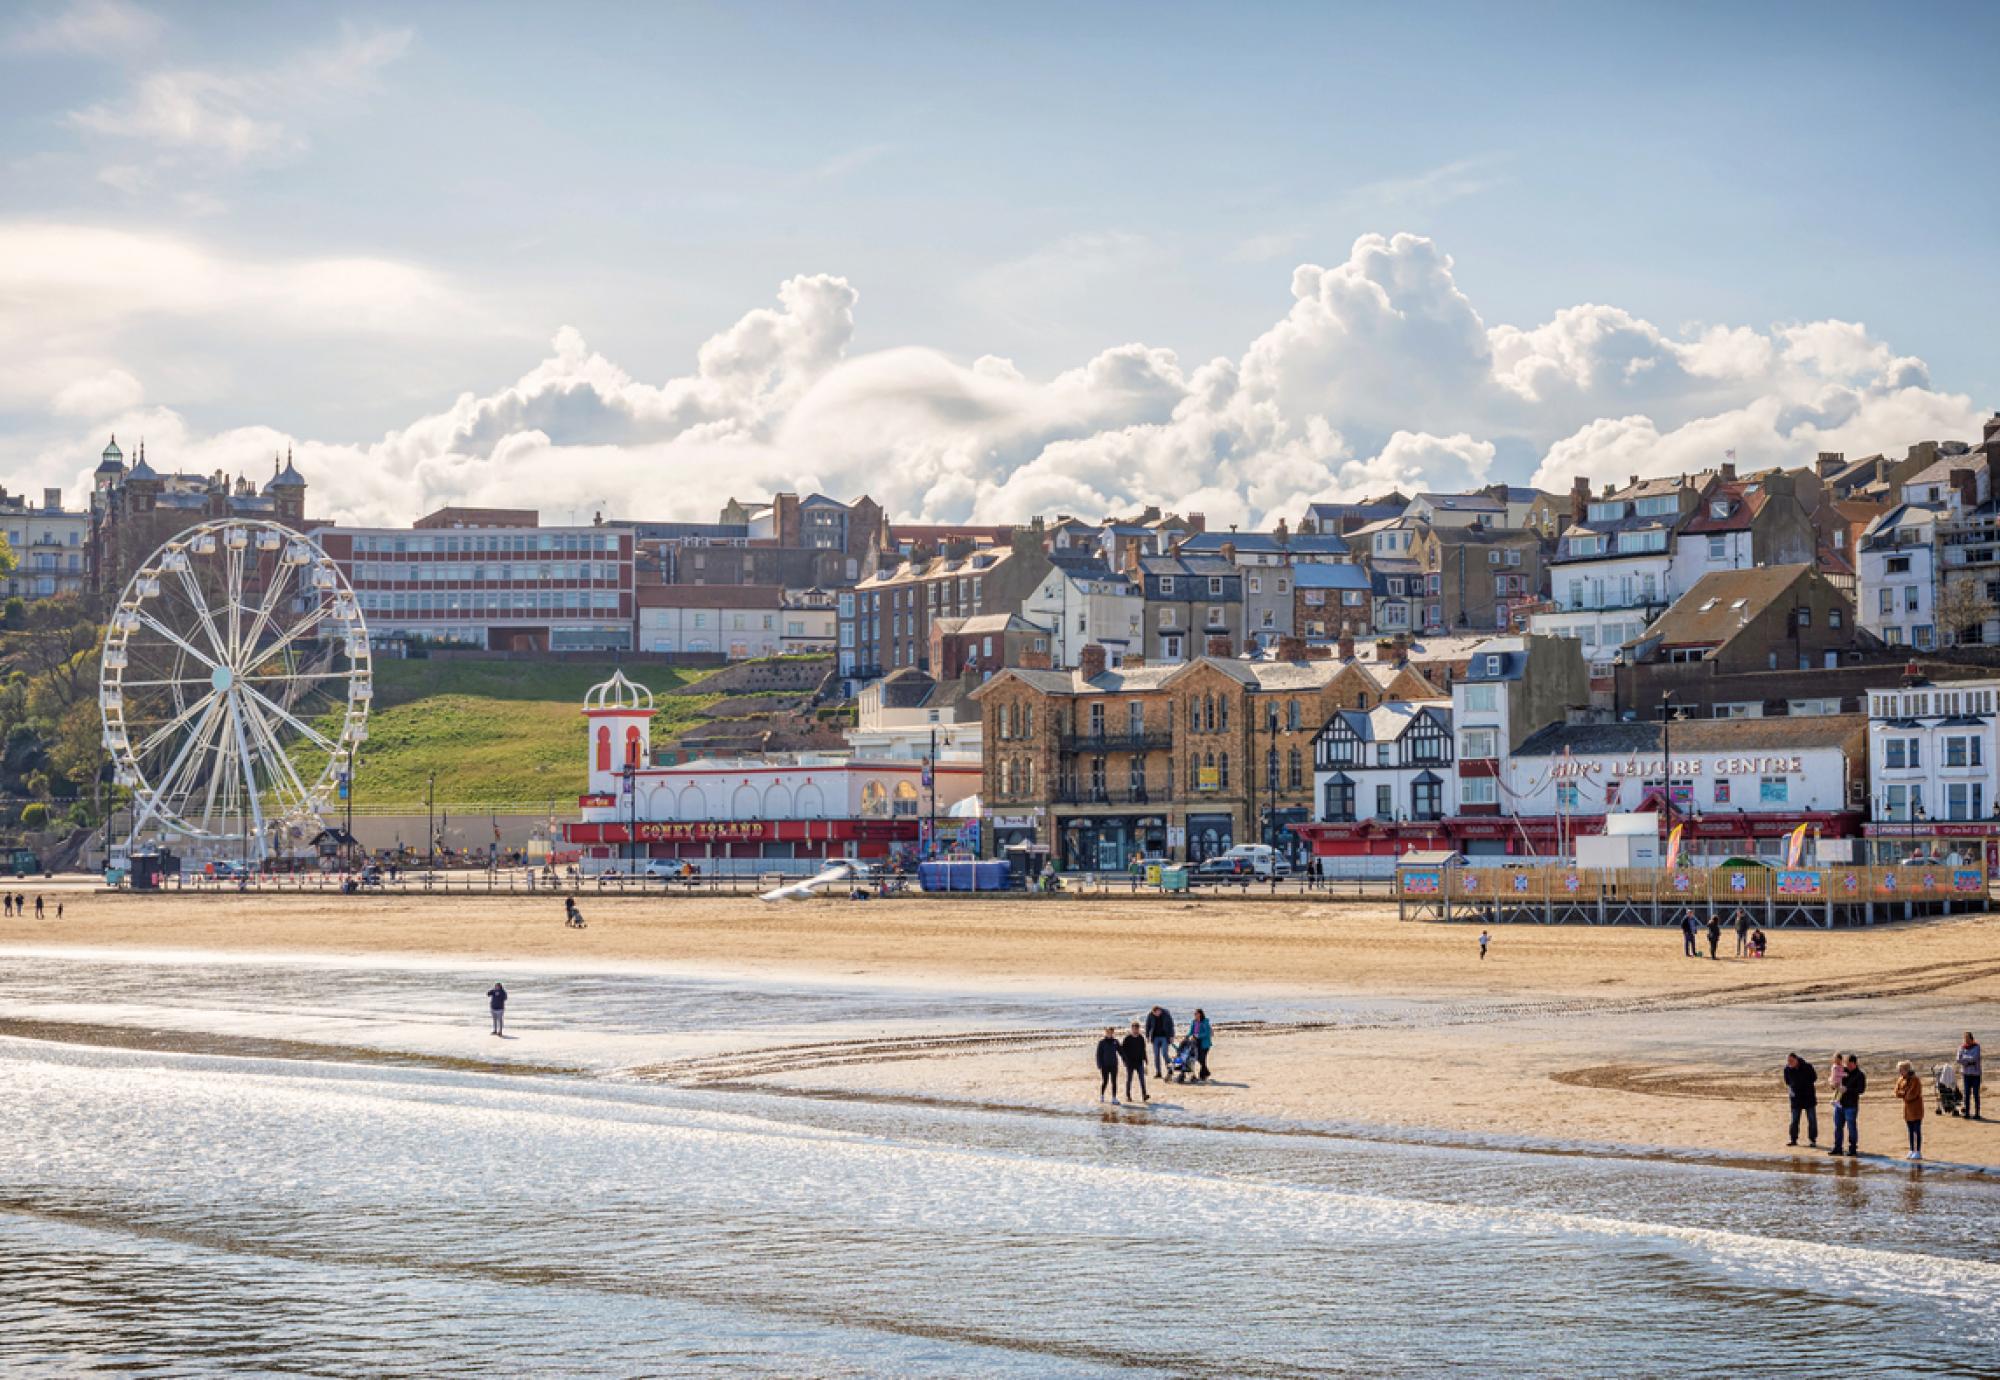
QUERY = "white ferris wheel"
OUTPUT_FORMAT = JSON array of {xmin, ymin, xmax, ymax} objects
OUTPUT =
[{"xmin": 99, "ymin": 519, "xmax": 371, "ymax": 862}]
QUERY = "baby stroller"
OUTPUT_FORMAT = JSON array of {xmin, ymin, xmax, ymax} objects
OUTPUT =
[
  {"xmin": 1166, "ymin": 1035, "xmax": 1204, "ymax": 1084},
  {"xmin": 1934, "ymin": 1063, "xmax": 1963, "ymax": 1117}
]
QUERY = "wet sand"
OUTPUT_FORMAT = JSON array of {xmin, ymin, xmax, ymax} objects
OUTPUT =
[{"xmin": 5, "ymin": 890, "xmax": 1997, "ymax": 1168}]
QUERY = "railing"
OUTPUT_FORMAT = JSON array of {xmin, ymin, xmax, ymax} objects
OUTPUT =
[
  {"xmin": 1058, "ymin": 731, "xmax": 1174, "ymax": 753},
  {"xmin": 1052, "ymin": 783, "xmax": 1175, "ymax": 805},
  {"xmin": 1397, "ymin": 863, "xmax": 1988, "ymax": 904}
]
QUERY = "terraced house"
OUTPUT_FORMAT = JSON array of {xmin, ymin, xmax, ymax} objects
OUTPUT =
[{"xmin": 973, "ymin": 642, "xmax": 1439, "ymax": 869}]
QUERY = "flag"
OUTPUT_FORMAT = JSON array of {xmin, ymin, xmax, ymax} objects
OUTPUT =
[
  {"xmin": 1664, "ymin": 823, "xmax": 1684, "ymax": 871},
  {"xmin": 1724, "ymin": 448, "xmax": 1736, "ymax": 460},
  {"xmin": 1785, "ymin": 822, "xmax": 1809, "ymax": 868}
]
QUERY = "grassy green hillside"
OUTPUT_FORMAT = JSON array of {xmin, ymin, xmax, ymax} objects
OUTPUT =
[{"xmin": 347, "ymin": 660, "xmax": 719, "ymax": 806}]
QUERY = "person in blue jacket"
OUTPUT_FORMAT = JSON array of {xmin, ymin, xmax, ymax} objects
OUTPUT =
[
  {"xmin": 1188, "ymin": 1008, "xmax": 1214, "ymax": 1081},
  {"xmin": 487, "ymin": 981, "xmax": 508, "ymax": 1036}
]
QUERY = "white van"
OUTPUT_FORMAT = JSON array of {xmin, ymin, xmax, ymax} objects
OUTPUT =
[{"xmin": 1220, "ymin": 843, "xmax": 1292, "ymax": 877}]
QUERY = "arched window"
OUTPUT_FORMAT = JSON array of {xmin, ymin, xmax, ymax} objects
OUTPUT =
[
  {"xmin": 624, "ymin": 725, "xmax": 642, "ymax": 767},
  {"xmin": 1219, "ymin": 696, "xmax": 1231, "ymax": 731},
  {"xmin": 1201, "ymin": 694, "xmax": 1214, "ymax": 732},
  {"xmin": 1287, "ymin": 698, "xmax": 1301, "ymax": 731},
  {"xmin": 1288, "ymin": 747, "xmax": 1303, "ymax": 790},
  {"xmin": 860, "ymin": 780, "xmax": 889, "ymax": 817},
  {"xmin": 892, "ymin": 781, "xmax": 921, "ymax": 816},
  {"xmin": 1266, "ymin": 747, "xmax": 1279, "ymax": 792},
  {"xmin": 1218, "ymin": 752, "xmax": 1230, "ymax": 789},
  {"xmin": 595, "ymin": 725, "xmax": 611, "ymax": 771}
]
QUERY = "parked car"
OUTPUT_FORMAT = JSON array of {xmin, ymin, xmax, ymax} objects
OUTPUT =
[
  {"xmin": 1219, "ymin": 843, "xmax": 1292, "ymax": 877},
  {"xmin": 1193, "ymin": 856, "xmax": 1253, "ymax": 884}
]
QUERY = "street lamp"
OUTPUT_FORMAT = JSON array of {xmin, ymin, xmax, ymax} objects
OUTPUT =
[
  {"xmin": 426, "ymin": 770, "xmax": 436, "ymax": 872},
  {"xmin": 624, "ymin": 758, "xmax": 637, "ymax": 874},
  {"xmin": 1660, "ymin": 690, "xmax": 1676, "ymax": 827}
]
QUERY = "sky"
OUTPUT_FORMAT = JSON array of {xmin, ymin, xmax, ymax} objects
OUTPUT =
[{"xmin": 2, "ymin": 0, "xmax": 1997, "ymax": 528}]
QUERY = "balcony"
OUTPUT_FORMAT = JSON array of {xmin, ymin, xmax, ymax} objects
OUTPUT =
[
  {"xmin": 1058, "ymin": 730, "xmax": 1174, "ymax": 753},
  {"xmin": 1053, "ymin": 782, "xmax": 1175, "ymax": 805}
]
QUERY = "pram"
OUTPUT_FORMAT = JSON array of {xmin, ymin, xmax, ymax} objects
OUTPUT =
[
  {"xmin": 1166, "ymin": 1035, "xmax": 1204, "ymax": 1084},
  {"xmin": 1934, "ymin": 1063, "xmax": 1963, "ymax": 1117}
]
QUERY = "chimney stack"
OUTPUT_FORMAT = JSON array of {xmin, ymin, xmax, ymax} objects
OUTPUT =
[
  {"xmin": 1720, "ymin": 461, "xmax": 1737, "ymax": 483},
  {"xmin": 1816, "ymin": 451, "xmax": 1845, "ymax": 478},
  {"xmin": 1205, "ymin": 635, "xmax": 1233, "ymax": 658},
  {"xmin": 1570, "ymin": 476, "xmax": 1590, "ymax": 526},
  {"xmin": 1337, "ymin": 625, "xmax": 1356, "ymax": 661},
  {"xmin": 1186, "ymin": 513, "xmax": 1207, "ymax": 535},
  {"xmin": 1123, "ymin": 652, "xmax": 1145, "ymax": 669},
  {"xmin": 1220, "ymin": 541, "xmax": 1237, "ymax": 565},
  {"xmin": 1079, "ymin": 644, "xmax": 1108, "ymax": 681},
  {"xmin": 1375, "ymin": 637, "xmax": 1398, "ymax": 663},
  {"xmin": 1276, "ymin": 634, "xmax": 1308, "ymax": 662},
  {"xmin": 1952, "ymin": 468, "xmax": 1977, "ymax": 512}
]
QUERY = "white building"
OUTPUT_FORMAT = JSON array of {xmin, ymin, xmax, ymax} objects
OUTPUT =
[
  {"xmin": 1531, "ymin": 477, "xmax": 1688, "ymax": 670},
  {"xmin": 1865, "ymin": 679, "xmax": 2000, "ymax": 825},
  {"xmin": 847, "ymin": 668, "xmax": 983, "ymax": 761},
  {"xmin": 637, "ymin": 586, "xmax": 784, "ymax": 657},
  {"xmin": 1311, "ymin": 699, "xmax": 1454, "ymax": 823},
  {"xmin": 780, "ymin": 588, "xmax": 838, "ymax": 653},
  {"xmin": 1857, "ymin": 505, "xmax": 1939, "ymax": 649},
  {"xmin": 1021, "ymin": 557, "xmax": 1144, "ymax": 669}
]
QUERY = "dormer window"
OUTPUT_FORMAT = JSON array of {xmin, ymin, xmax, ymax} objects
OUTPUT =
[
  {"xmin": 1483, "ymin": 654, "xmax": 1501, "ymax": 676},
  {"xmin": 1710, "ymin": 501, "xmax": 1730, "ymax": 519}
]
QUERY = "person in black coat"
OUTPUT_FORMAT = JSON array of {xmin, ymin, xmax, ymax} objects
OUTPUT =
[
  {"xmin": 1095, "ymin": 1026, "xmax": 1122, "ymax": 1104},
  {"xmin": 1831, "ymin": 1055, "xmax": 1865, "ymax": 1155},
  {"xmin": 1144, "ymin": 1005, "xmax": 1176, "ymax": 1077},
  {"xmin": 487, "ymin": 982, "xmax": 508, "ymax": 1036},
  {"xmin": 1705, "ymin": 916, "xmax": 1722, "ymax": 960},
  {"xmin": 1679, "ymin": 911, "xmax": 1698, "ymax": 958},
  {"xmin": 1782, "ymin": 1052, "xmax": 1818, "ymax": 1147},
  {"xmin": 1119, "ymin": 1021, "xmax": 1150, "ymax": 1103}
]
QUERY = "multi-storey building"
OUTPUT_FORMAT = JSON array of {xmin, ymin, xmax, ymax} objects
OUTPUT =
[
  {"xmin": 315, "ymin": 507, "xmax": 635, "ymax": 652},
  {"xmin": 90, "ymin": 437, "xmax": 309, "ymax": 592},
  {"xmin": 1857, "ymin": 504, "xmax": 1940, "ymax": 648},
  {"xmin": 1020, "ymin": 550, "xmax": 1145, "ymax": 669},
  {"xmin": 0, "ymin": 486, "xmax": 89, "ymax": 602},
  {"xmin": 1293, "ymin": 564, "xmax": 1372, "ymax": 645},
  {"xmin": 636, "ymin": 584, "xmax": 785, "ymax": 657},
  {"xmin": 973, "ymin": 643, "xmax": 1439, "ymax": 868},
  {"xmin": 1414, "ymin": 525, "xmax": 1545, "ymax": 634},
  {"xmin": 1667, "ymin": 472, "xmax": 1818, "ymax": 594},
  {"xmin": 1134, "ymin": 554, "xmax": 1243, "ymax": 662},
  {"xmin": 1531, "ymin": 474, "xmax": 1695, "ymax": 665},
  {"xmin": 838, "ymin": 535, "xmax": 1053, "ymax": 684},
  {"xmin": 1311, "ymin": 698, "xmax": 1455, "ymax": 827},
  {"xmin": 1864, "ymin": 674, "xmax": 2000, "ymax": 865}
]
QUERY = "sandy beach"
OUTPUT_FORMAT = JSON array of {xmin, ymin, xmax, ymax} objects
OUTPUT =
[{"xmin": 4, "ymin": 889, "xmax": 1997, "ymax": 1169}]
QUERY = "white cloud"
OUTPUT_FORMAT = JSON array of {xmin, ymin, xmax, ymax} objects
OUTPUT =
[
  {"xmin": 50, "ymin": 367, "xmax": 143, "ymax": 417},
  {"xmin": 8, "ymin": 0, "xmax": 161, "ymax": 55},
  {"xmin": 8, "ymin": 230, "xmax": 1987, "ymax": 530},
  {"xmin": 64, "ymin": 22, "xmax": 411, "ymax": 190}
]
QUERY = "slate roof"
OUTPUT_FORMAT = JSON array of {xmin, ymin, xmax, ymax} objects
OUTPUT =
[
  {"xmin": 1459, "ymin": 637, "xmax": 1528, "ymax": 682},
  {"xmin": 1638, "ymin": 565, "xmax": 1811, "ymax": 649},
  {"xmin": 1290, "ymin": 564, "xmax": 1371, "ymax": 591},
  {"xmin": 1414, "ymin": 492, "xmax": 1504, "ymax": 513}
]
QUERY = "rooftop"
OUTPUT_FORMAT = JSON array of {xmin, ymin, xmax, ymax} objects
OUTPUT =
[
  {"xmin": 1511, "ymin": 714, "xmax": 1867, "ymax": 759},
  {"xmin": 1632, "ymin": 565, "xmax": 1813, "ymax": 650}
]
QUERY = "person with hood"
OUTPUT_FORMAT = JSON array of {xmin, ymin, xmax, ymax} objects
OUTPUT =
[
  {"xmin": 1782, "ymin": 1053, "xmax": 1818, "ymax": 1148},
  {"xmin": 487, "ymin": 982, "xmax": 508, "ymax": 1036},
  {"xmin": 1119, "ymin": 1021, "xmax": 1150, "ymax": 1103},
  {"xmin": 1095, "ymin": 1026, "xmax": 1123, "ymax": 1103},
  {"xmin": 1958, "ymin": 1032, "xmax": 1983, "ymax": 1119},
  {"xmin": 1144, "ymin": 1005, "xmax": 1176, "ymax": 1077},
  {"xmin": 1188, "ymin": 1008, "xmax": 1214, "ymax": 1081},
  {"xmin": 1832, "ymin": 1054, "xmax": 1865, "ymax": 1155},
  {"xmin": 1894, "ymin": 1060, "xmax": 1926, "ymax": 1160},
  {"xmin": 1679, "ymin": 910, "xmax": 1699, "ymax": 958}
]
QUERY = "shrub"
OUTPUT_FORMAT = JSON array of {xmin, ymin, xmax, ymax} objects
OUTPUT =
[{"xmin": 20, "ymin": 802, "xmax": 49, "ymax": 830}]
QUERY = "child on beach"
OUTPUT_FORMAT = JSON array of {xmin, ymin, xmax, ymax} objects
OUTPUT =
[{"xmin": 1478, "ymin": 930, "xmax": 1490, "ymax": 960}]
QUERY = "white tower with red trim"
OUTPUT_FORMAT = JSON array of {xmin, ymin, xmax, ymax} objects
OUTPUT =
[{"xmin": 584, "ymin": 669, "xmax": 654, "ymax": 796}]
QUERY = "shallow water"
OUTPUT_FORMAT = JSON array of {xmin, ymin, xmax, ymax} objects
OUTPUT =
[{"xmin": 3, "ymin": 952, "xmax": 1997, "ymax": 1376}]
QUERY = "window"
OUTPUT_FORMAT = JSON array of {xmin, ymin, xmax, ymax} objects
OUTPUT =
[
  {"xmin": 1489, "ymin": 550, "xmax": 1502, "ymax": 567},
  {"xmin": 1218, "ymin": 753, "xmax": 1230, "ymax": 789},
  {"xmin": 1161, "ymin": 607, "xmax": 1178, "ymax": 628},
  {"xmin": 1159, "ymin": 576, "xmax": 1175, "ymax": 595},
  {"xmin": 1796, "ymin": 608, "xmax": 1811, "ymax": 628},
  {"xmin": 1829, "ymin": 608, "xmax": 1842, "ymax": 629},
  {"xmin": 1248, "ymin": 576, "xmax": 1261, "ymax": 594},
  {"xmin": 1460, "ymin": 728, "xmax": 1498, "ymax": 760},
  {"xmin": 1266, "ymin": 748, "xmax": 1280, "ymax": 792},
  {"xmin": 1759, "ymin": 776, "xmax": 1789, "ymax": 804},
  {"xmin": 1945, "ymin": 735, "xmax": 1982, "ymax": 768},
  {"xmin": 1461, "ymin": 777, "xmax": 1497, "ymax": 806},
  {"xmin": 1879, "ymin": 588, "xmax": 1894, "ymax": 616},
  {"xmin": 1483, "ymin": 654, "xmax": 1501, "ymax": 676},
  {"xmin": 1208, "ymin": 577, "xmax": 1223, "ymax": 596},
  {"xmin": 1463, "ymin": 685, "xmax": 1496, "ymax": 712},
  {"xmin": 1376, "ymin": 743, "xmax": 1391, "ymax": 766},
  {"xmin": 1557, "ymin": 782, "xmax": 1581, "ymax": 810},
  {"xmin": 1207, "ymin": 605, "xmax": 1225, "ymax": 627},
  {"xmin": 1708, "ymin": 536, "xmax": 1726, "ymax": 560},
  {"xmin": 1714, "ymin": 778, "xmax": 1731, "ymax": 804},
  {"xmin": 1412, "ymin": 773, "xmax": 1443, "ymax": 820},
  {"xmin": 1323, "ymin": 775, "xmax": 1355, "ymax": 822},
  {"xmin": 1375, "ymin": 783, "xmax": 1394, "ymax": 818},
  {"xmin": 1947, "ymin": 782, "xmax": 1984, "ymax": 821},
  {"xmin": 1388, "ymin": 577, "xmax": 1405, "ymax": 596},
  {"xmin": 1288, "ymin": 747, "xmax": 1303, "ymax": 789},
  {"xmin": 1905, "ymin": 586, "xmax": 1921, "ymax": 612}
]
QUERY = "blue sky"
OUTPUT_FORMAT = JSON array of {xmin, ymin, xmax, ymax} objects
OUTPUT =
[{"xmin": 2, "ymin": 1, "xmax": 1995, "ymax": 524}]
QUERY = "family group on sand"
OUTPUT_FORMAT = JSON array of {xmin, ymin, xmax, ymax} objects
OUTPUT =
[
  {"xmin": 1094, "ymin": 1005, "xmax": 1212, "ymax": 1104},
  {"xmin": 1680, "ymin": 909, "xmax": 1767, "ymax": 960},
  {"xmin": 2, "ymin": 894, "xmax": 56, "ymax": 920},
  {"xmin": 1781, "ymin": 1034, "xmax": 1981, "ymax": 1161}
]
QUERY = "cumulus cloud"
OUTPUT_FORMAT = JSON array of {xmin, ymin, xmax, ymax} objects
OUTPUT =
[
  {"xmin": 8, "ymin": 0, "xmax": 161, "ymax": 55},
  {"xmin": 9, "ymin": 230, "xmax": 1989, "ymax": 528}
]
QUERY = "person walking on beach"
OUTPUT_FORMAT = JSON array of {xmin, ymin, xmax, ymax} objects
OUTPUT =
[
  {"xmin": 1894, "ymin": 1060, "xmax": 1925, "ymax": 1161},
  {"xmin": 1958, "ymin": 1032, "xmax": 1983, "ymax": 1119},
  {"xmin": 55, "ymin": 901, "xmax": 62, "ymax": 920},
  {"xmin": 34, "ymin": 895, "xmax": 43, "ymax": 920},
  {"xmin": 1188, "ymin": 1008, "xmax": 1214, "ymax": 1081},
  {"xmin": 564, "ymin": 896, "xmax": 585, "ymax": 928},
  {"xmin": 1733, "ymin": 909, "xmax": 1751, "ymax": 957},
  {"xmin": 1705, "ymin": 916, "xmax": 1721, "ymax": 961},
  {"xmin": 1478, "ymin": 929, "xmax": 1490, "ymax": 961},
  {"xmin": 1831, "ymin": 1054, "xmax": 1865, "ymax": 1156},
  {"xmin": 1145, "ymin": 1005, "xmax": 1175, "ymax": 1078},
  {"xmin": 3, "ymin": 895, "xmax": 11, "ymax": 917},
  {"xmin": 1096, "ymin": 1026, "xmax": 1122, "ymax": 1104},
  {"xmin": 487, "ymin": 982, "xmax": 508, "ymax": 1036},
  {"xmin": 1782, "ymin": 1053, "xmax": 1819, "ymax": 1148},
  {"xmin": 1119, "ymin": 1021, "xmax": 1150, "ymax": 1103},
  {"xmin": 1680, "ymin": 910, "xmax": 1698, "ymax": 958}
]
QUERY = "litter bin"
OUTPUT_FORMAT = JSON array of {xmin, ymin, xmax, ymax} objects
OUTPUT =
[{"xmin": 1159, "ymin": 866, "xmax": 1188, "ymax": 893}]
